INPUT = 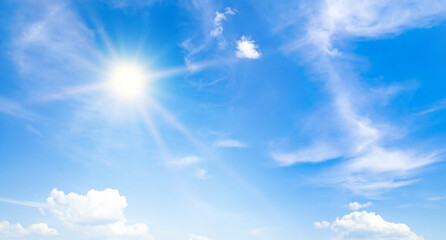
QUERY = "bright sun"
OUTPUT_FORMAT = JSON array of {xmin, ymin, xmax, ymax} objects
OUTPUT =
[{"xmin": 107, "ymin": 62, "xmax": 148, "ymax": 101}]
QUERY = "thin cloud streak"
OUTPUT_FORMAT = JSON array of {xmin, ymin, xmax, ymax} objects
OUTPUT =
[{"xmin": 0, "ymin": 197, "xmax": 47, "ymax": 208}]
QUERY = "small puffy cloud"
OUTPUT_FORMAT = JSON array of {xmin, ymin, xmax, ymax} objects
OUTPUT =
[
  {"xmin": 214, "ymin": 139, "xmax": 247, "ymax": 148},
  {"xmin": 189, "ymin": 233, "xmax": 210, "ymax": 240},
  {"xmin": 319, "ymin": 211, "xmax": 424, "ymax": 240},
  {"xmin": 27, "ymin": 223, "xmax": 59, "ymax": 236},
  {"xmin": 314, "ymin": 220, "xmax": 330, "ymax": 229},
  {"xmin": 236, "ymin": 36, "xmax": 261, "ymax": 59},
  {"xmin": 168, "ymin": 155, "xmax": 201, "ymax": 166},
  {"xmin": 47, "ymin": 188, "xmax": 127, "ymax": 224},
  {"xmin": 349, "ymin": 201, "xmax": 372, "ymax": 211},
  {"xmin": 0, "ymin": 220, "xmax": 58, "ymax": 238},
  {"xmin": 210, "ymin": 7, "xmax": 236, "ymax": 37}
]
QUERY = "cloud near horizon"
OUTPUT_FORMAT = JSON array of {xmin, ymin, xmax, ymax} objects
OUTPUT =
[
  {"xmin": 0, "ymin": 220, "xmax": 58, "ymax": 238},
  {"xmin": 46, "ymin": 188, "xmax": 150, "ymax": 238},
  {"xmin": 315, "ymin": 211, "xmax": 423, "ymax": 240}
]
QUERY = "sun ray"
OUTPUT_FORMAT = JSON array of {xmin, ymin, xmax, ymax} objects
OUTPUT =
[{"xmin": 138, "ymin": 105, "xmax": 170, "ymax": 161}]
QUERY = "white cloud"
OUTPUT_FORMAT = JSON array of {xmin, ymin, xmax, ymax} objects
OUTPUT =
[
  {"xmin": 210, "ymin": 7, "xmax": 236, "ymax": 37},
  {"xmin": 189, "ymin": 233, "xmax": 210, "ymax": 240},
  {"xmin": 427, "ymin": 196, "xmax": 446, "ymax": 201},
  {"xmin": 305, "ymin": 0, "xmax": 446, "ymax": 55},
  {"xmin": 272, "ymin": 0, "xmax": 446, "ymax": 195},
  {"xmin": 168, "ymin": 155, "xmax": 202, "ymax": 166},
  {"xmin": 345, "ymin": 147, "xmax": 437, "ymax": 174},
  {"xmin": 0, "ymin": 220, "xmax": 58, "ymax": 238},
  {"xmin": 329, "ymin": 211, "xmax": 423, "ymax": 240},
  {"xmin": 214, "ymin": 139, "xmax": 247, "ymax": 148},
  {"xmin": 0, "ymin": 196, "xmax": 46, "ymax": 208},
  {"xmin": 418, "ymin": 98, "xmax": 446, "ymax": 115},
  {"xmin": 11, "ymin": 1, "xmax": 100, "ymax": 100},
  {"xmin": 236, "ymin": 36, "xmax": 261, "ymax": 59},
  {"xmin": 46, "ymin": 188, "xmax": 150, "ymax": 238},
  {"xmin": 47, "ymin": 188, "xmax": 127, "ymax": 225},
  {"xmin": 314, "ymin": 220, "xmax": 330, "ymax": 229},
  {"xmin": 349, "ymin": 202, "xmax": 372, "ymax": 211},
  {"xmin": 271, "ymin": 142, "xmax": 341, "ymax": 166}
]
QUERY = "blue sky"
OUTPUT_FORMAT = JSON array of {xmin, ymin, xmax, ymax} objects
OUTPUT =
[{"xmin": 0, "ymin": 0, "xmax": 446, "ymax": 239}]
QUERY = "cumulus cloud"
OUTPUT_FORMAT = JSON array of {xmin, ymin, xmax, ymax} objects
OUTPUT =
[
  {"xmin": 349, "ymin": 202, "xmax": 372, "ymax": 211},
  {"xmin": 330, "ymin": 211, "xmax": 423, "ymax": 240},
  {"xmin": 0, "ymin": 220, "xmax": 58, "ymax": 238},
  {"xmin": 314, "ymin": 220, "xmax": 330, "ymax": 229},
  {"xmin": 46, "ymin": 188, "xmax": 149, "ymax": 238},
  {"xmin": 210, "ymin": 7, "xmax": 236, "ymax": 37},
  {"xmin": 236, "ymin": 36, "xmax": 261, "ymax": 59},
  {"xmin": 47, "ymin": 188, "xmax": 127, "ymax": 225},
  {"xmin": 214, "ymin": 139, "xmax": 247, "ymax": 148}
]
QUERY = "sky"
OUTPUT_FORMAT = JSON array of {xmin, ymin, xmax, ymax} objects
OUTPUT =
[{"xmin": 0, "ymin": 0, "xmax": 446, "ymax": 239}]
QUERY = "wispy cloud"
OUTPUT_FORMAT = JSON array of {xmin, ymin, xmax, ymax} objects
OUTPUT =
[
  {"xmin": 271, "ymin": 142, "xmax": 341, "ymax": 165},
  {"xmin": 210, "ymin": 7, "xmax": 236, "ymax": 38},
  {"xmin": 105, "ymin": 0, "xmax": 160, "ymax": 9},
  {"xmin": 301, "ymin": 0, "xmax": 446, "ymax": 55},
  {"xmin": 427, "ymin": 195, "xmax": 446, "ymax": 201},
  {"xmin": 0, "ymin": 97, "xmax": 35, "ymax": 119},
  {"xmin": 214, "ymin": 139, "xmax": 247, "ymax": 148},
  {"xmin": 271, "ymin": 0, "xmax": 446, "ymax": 195},
  {"xmin": 0, "ymin": 197, "xmax": 46, "ymax": 208},
  {"xmin": 11, "ymin": 1, "xmax": 102, "ymax": 100},
  {"xmin": 168, "ymin": 155, "xmax": 202, "ymax": 166},
  {"xmin": 418, "ymin": 98, "xmax": 446, "ymax": 115}
]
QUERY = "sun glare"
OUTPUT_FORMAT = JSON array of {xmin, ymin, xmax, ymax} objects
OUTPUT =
[{"xmin": 107, "ymin": 62, "xmax": 148, "ymax": 101}]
